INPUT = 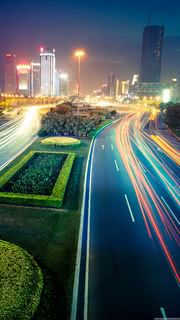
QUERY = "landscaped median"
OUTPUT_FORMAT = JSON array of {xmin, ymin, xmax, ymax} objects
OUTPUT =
[{"xmin": 0, "ymin": 151, "xmax": 75, "ymax": 208}]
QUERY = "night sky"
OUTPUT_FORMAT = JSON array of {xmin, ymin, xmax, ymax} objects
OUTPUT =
[{"xmin": 0, "ymin": 0, "xmax": 180, "ymax": 93}]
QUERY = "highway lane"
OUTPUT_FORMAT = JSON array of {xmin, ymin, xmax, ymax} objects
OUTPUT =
[
  {"xmin": 73, "ymin": 112, "xmax": 180, "ymax": 320},
  {"xmin": 0, "ymin": 108, "xmax": 40, "ymax": 170}
]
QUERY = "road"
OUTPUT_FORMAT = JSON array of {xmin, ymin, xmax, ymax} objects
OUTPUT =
[
  {"xmin": 72, "ymin": 112, "xmax": 180, "ymax": 320},
  {"xmin": 0, "ymin": 107, "xmax": 40, "ymax": 171}
]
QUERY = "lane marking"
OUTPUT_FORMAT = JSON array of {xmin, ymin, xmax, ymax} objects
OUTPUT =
[
  {"xmin": 124, "ymin": 194, "xmax": 135, "ymax": 223},
  {"xmin": 114, "ymin": 159, "xmax": 119, "ymax": 172},
  {"xmin": 161, "ymin": 196, "xmax": 180, "ymax": 225},
  {"xmin": 84, "ymin": 139, "xmax": 96, "ymax": 320},
  {"xmin": 111, "ymin": 143, "xmax": 114, "ymax": 151},
  {"xmin": 71, "ymin": 119, "xmax": 120, "ymax": 320},
  {"xmin": 160, "ymin": 307, "xmax": 168, "ymax": 320},
  {"xmin": 101, "ymin": 144, "xmax": 104, "ymax": 150}
]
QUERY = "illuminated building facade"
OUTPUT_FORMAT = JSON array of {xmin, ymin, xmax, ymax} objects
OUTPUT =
[
  {"xmin": 17, "ymin": 64, "xmax": 31, "ymax": 96},
  {"xmin": 121, "ymin": 80, "xmax": 129, "ymax": 96},
  {"xmin": 4, "ymin": 53, "xmax": 17, "ymax": 94},
  {"xmin": 40, "ymin": 48, "xmax": 56, "ymax": 96},
  {"xmin": 59, "ymin": 72, "xmax": 69, "ymax": 96},
  {"xmin": 140, "ymin": 25, "xmax": 164, "ymax": 83},
  {"xmin": 30, "ymin": 62, "xmax": 40, "ymax": 97}
]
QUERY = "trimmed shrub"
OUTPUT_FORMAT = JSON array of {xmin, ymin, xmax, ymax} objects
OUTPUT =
[{"xmin": 0, "ymin": 240, "xmax": 43, "ymax": 320}]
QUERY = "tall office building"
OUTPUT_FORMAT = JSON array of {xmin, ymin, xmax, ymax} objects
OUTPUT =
[
  {"xmin": 132, "ymin": 74, "xmax": 139, "ymax": 86},
  {"xmin": 121, "ymin": 80, "xmax": 129, "ymax": 96},
  {"xmin": 40, "ymin": 48, "xmax": 56, "ymax": 96},
  {"xmin": 4, "ymin": 53, "xmax": 17, "ymax": 94},
  {"xmin": 17, "ymin": 64, "xmax": 31, "ymax": 96},
  {"xmin": 59, "ymin": 72, "xmax": 69, "ymax": 96},
  {"xmin": 140, "ymin": 25, "xmax": 164, "ymax": 83},
  {"xmin": 55, "ymin": 70, "xmax": 60, "ymax": 96},
  {"xmin": 31, "ymin": 62, "xmax": 40, "ymax": 97}
]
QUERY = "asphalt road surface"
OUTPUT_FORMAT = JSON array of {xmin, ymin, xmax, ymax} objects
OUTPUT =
[{"xmin": 73, "ymin": 112, "xmax": 180, "ymax": 320}]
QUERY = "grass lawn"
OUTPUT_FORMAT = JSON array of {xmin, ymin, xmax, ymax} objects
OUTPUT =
[{"xmin": 0, "ymin": 137, "xmax": 90, "ymax": 319}]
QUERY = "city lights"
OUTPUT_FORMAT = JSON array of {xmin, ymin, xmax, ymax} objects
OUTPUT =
[
  {"xmin": 162, "ymin": 88, "xmax": 171, "ymax": 103},
  {"xmin": 74, "ymin": 49, "xmax": 86, "ymax": 58},
  {"xmin": 0, "ymin": 4, "xmax": 180, "ymax": 320}
]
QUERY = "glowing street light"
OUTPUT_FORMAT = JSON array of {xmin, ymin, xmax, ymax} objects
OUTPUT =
[{"xmin": 74, "ymin": 49, "xmax": 86, "ymax": 114}]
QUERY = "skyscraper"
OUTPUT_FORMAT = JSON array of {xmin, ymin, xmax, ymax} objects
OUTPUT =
[
  {"xmin": 55, "ymin": 70, "xmax": 60, "ymax": 96},
  {"xmin": 121, "ymin": 80, "xmax": 129, "ymax": 96},
  {"xmin": 59, "ymin": 72, "xmax": 69, "ymax": 96},
  {"xmin": 4, "ymin": 53, "xmax": 17, "ymax": 94},
  {"xmin": 16, "ymin": 64, "xmax": 31, "ymax": 96},
  {"xmin": 40, "ymin": 48, "xmax": 56, "ymax": 96},
  {"xmin": 31, "ymin": 62, "xmax": 40, "ymax": 97},
  {"xmin": 140, "ymin": 25, "xmax": 164, "ymax": 83}
]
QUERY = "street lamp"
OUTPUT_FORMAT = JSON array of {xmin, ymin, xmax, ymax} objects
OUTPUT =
[{"xmin": 74, "ymin": 49, "xmax": 86, "ymax": 115}]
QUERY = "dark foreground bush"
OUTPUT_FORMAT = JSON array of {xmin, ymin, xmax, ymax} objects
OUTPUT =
[
  {"xmin": 0, "ymin": 240, "xmax": 43, "ymax": 320},
  {"xmin": 165, "ymin": 103, "xmax": 180, "ymax": 129}
]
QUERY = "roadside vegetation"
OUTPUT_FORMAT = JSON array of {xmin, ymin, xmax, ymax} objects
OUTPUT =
[
  {"xmin": 39, "ymin": 104, "xmax": 118, "ymax": 138},
  {"xmin": 160, "ymin": 102, "xmax": 180, "ymax": 137},
  {"xmin": 165, "ymin": 103, "xmax": 180, "ymax": 137},
  {"xmin": 0, "ymin": 240, "xmax": 43, "ymax": 320},
  {"xmin": 0, "ymin": 104, "xmax": 116, "ymax": 319},
  {"xmin": 0, "ymin": 137, "xmax": 89, "ymax": 319}
]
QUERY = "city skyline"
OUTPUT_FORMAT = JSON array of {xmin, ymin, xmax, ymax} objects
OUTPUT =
[
  {"xmin": 0, "ymin": 1, "xmax": 180, "ymax": 319},
  {"xmin": 0, "ymin": 0, "xmax": 180, "ymax": 93}
]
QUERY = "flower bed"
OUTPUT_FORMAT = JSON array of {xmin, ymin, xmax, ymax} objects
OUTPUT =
[
  {"xmin": 41, "ymin": 137, "xmax": 81, "ymax": 146},
  {"xmin": 2, "ymin": 153, "xmax": 67, "ymax": 195},
  {"xmin": 0, "ymin": 240, "xmax": 43, "ymax": 320},
  {"xmin": 0, "ymin": 151, "xmax": 75, "ymax": 208}
]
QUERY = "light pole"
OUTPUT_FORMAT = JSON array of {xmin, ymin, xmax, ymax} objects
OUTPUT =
[{"xmin": 74, "ymin": 49, "xmax": 85, "ymax": 115}]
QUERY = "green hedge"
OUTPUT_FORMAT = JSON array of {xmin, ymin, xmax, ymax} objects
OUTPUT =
[
  {"xmin": 0, "ymin": 152, "xmax": 75, "ymax": 208},
  {"xmin": 0, "ymin": 240, "xmax": 43, "ymax": 320}
]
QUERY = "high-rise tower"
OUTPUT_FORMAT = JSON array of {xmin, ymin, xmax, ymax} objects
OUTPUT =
[
  {"xmin": 140, "ymin": 25, "xmax": 164, "ymax": 83},
  {"xmin": 40, "ymin": 48, "xmax": 56, "ymax": 96},
  {"xmin": 4, "ymin": 53, "xmax": 17, "ymax": 94}
]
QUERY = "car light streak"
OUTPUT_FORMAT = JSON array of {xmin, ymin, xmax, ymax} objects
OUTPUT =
[
  {"xmin": 0, "ymin": 108, "xmax": 40, "ymax": 151},
  {"xmin": 131, "ymin": 123, "xmax": 180, "ymax": 207},
  {"xmin": 161, "ymin": 196, "xmax": 180, "ymax": 226},
  {"xmin": 151, "ymin": 135, "xmax": 180, "ymax": 165},
  {"xmin": 116, "ymin": 113, "xmax": 180, "ymax": 284}
]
